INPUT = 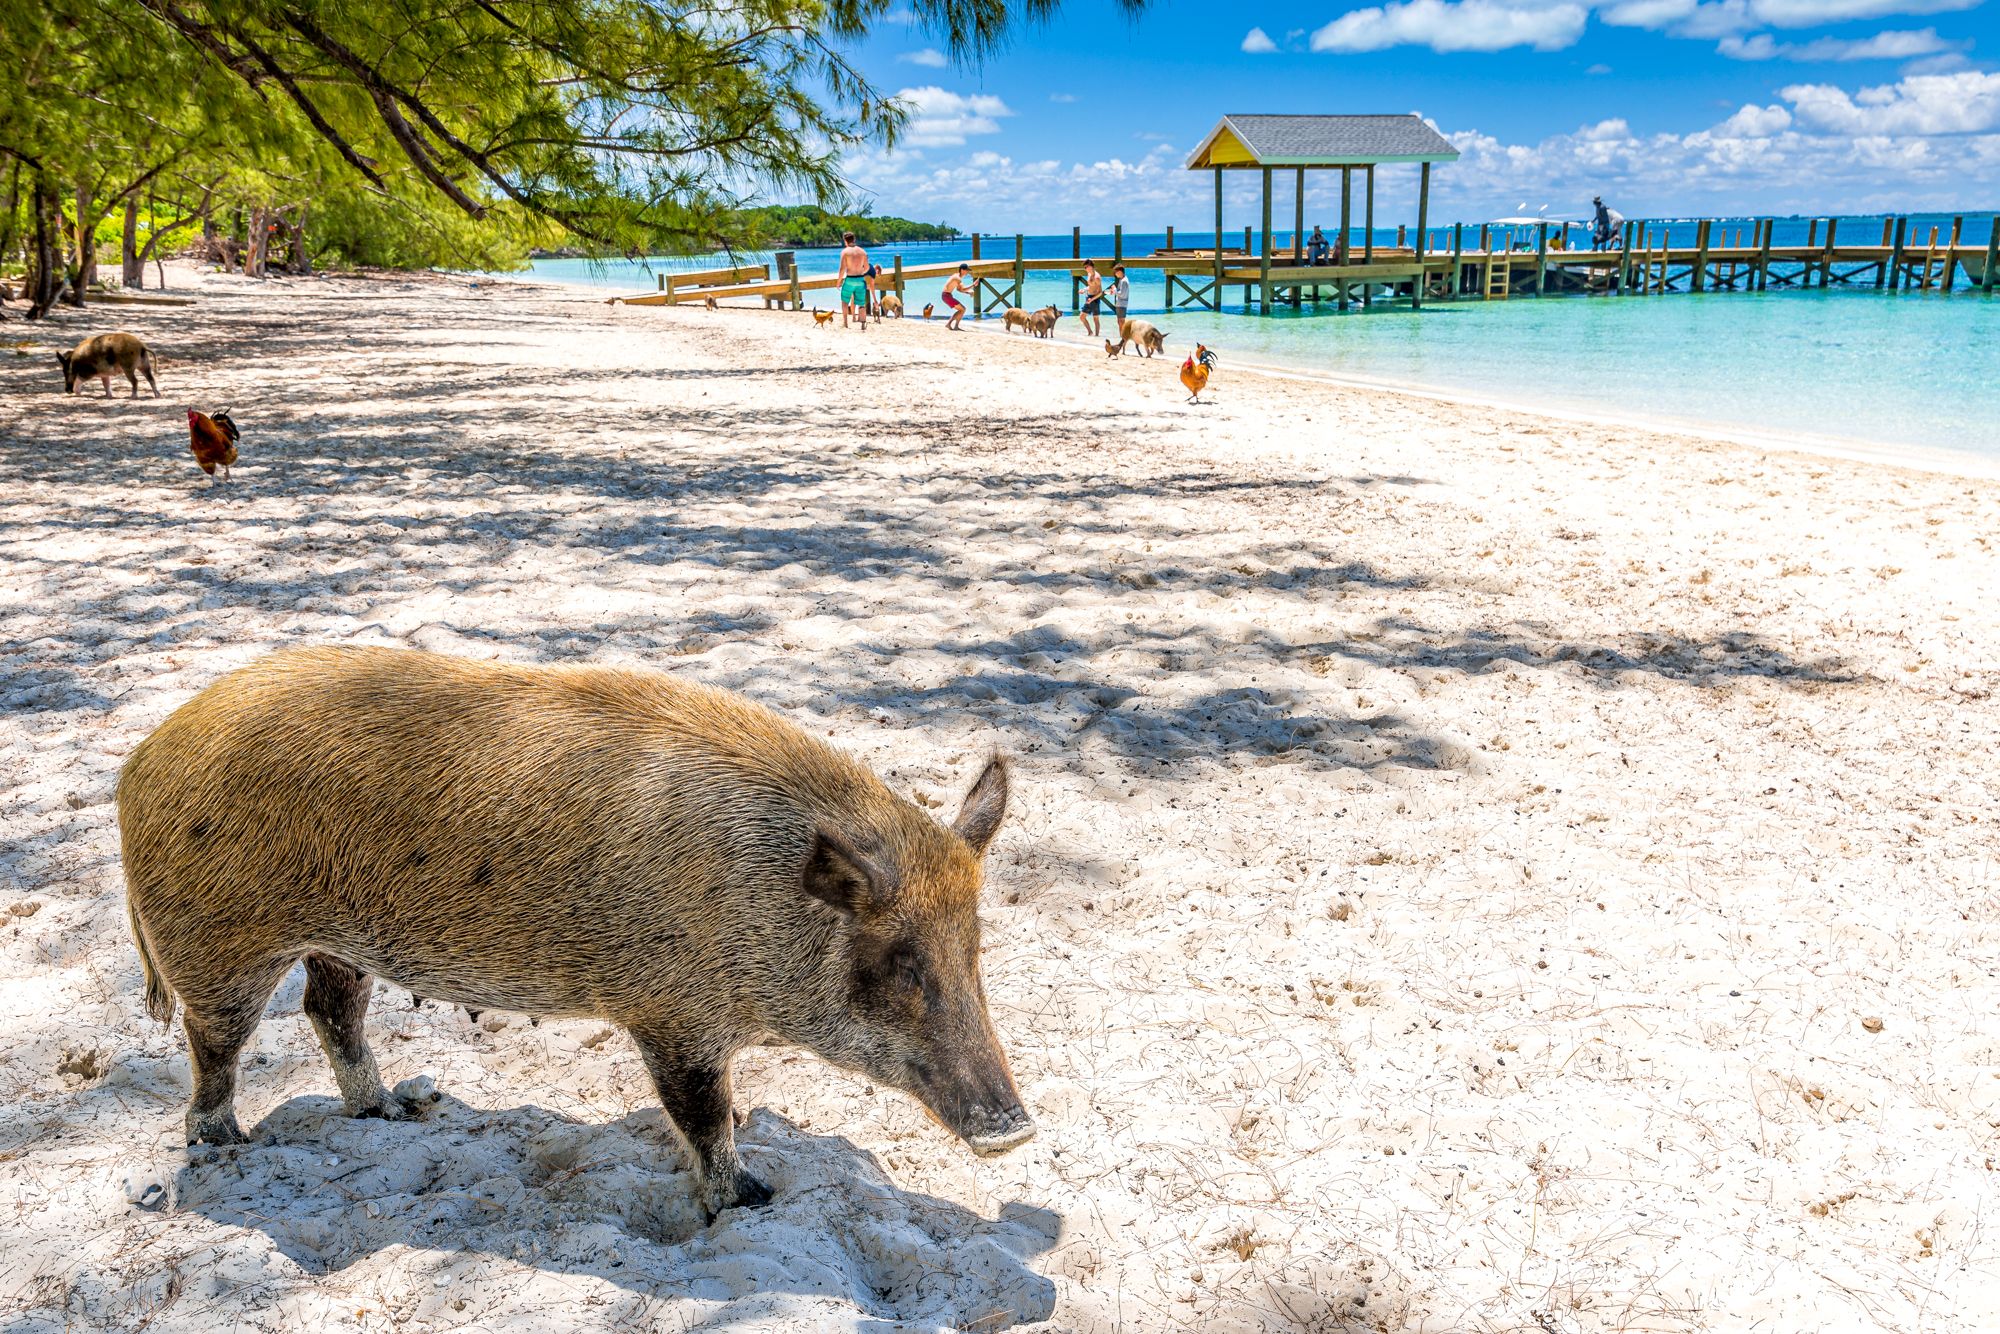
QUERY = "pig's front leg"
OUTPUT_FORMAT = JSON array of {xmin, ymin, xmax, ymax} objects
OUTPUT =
[{"xmin": 629, "ymin": 1028, "xmax": 774, "ymax": 1222}]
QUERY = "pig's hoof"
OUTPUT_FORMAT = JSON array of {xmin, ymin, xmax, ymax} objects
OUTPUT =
[
  {"xmin": 186, "ymin": 1111, "xmax": 248, "ymax": 1147},
  {"xmin": 730, "ymin": 1170, "xmax": 775, "ymax": 1210},
  {"xmin": 703, "ymin": 1169, "xmax": 774, "ymax": 1221}
]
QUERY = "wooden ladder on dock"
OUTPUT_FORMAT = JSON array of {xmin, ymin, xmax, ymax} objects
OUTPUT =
[
  {"xmin": 1484, "ymin": 255, "xmax": 1508, "ymax": 300},
  {"xmin": 1917, "ymin": 245, "xmax": 1947, "ymax": 290}
]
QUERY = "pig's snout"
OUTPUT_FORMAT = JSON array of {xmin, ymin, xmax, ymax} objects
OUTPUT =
[
  {"xmin": 961, "ymin": 1102, "xmax": 1036, "ymax": 1156},
  {"xmin": 915, "ymin": 1047, "xmax": 1036, "ymax": 1156}
]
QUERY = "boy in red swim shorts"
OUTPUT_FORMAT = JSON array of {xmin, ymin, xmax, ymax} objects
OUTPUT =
[{"xmin": 941, "ymin": 264, "xmax": 972, "ymax": 331}]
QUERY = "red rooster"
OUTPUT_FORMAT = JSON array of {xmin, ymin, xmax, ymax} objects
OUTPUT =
[
  {"xmin": 1180, "ymin": 344, "xmax": 1217, "ymax": 404},
  {"xmin": 188, "ymin": 408, "xmax": 240, "ymax": 482}
]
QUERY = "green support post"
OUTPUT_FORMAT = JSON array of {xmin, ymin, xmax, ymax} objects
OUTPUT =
[
  {"xmin": 1338, "ymin": 166, "xmax": 1352, "ymax": 313},
  {"xmin": 1983, "ymin": 216, "xmax": 1999, "ymax": 294},
  {"xmin": 1451, "ymin": 222, "xmax": 1464, "ymax": 297},
  {"xmin": 1213, "ymin": 167, "xmax": 1224, "ymax": 312},
  {"xmin": 1412, "ymin": 161, "xmax": 1430, "ymax": 309},
  {"xmin": 1258, "ymin": 167, "xmax": 1272, "ymax": 314},
  {"xmin": 1362, "ymin": 165, "xmax": 1374, "ymax": 310},
  {"xmin": 1889, "ymin": 216, "xmax": 1907, "ymax": 291},
  {"xmin": 1535, "ymin": 222, "xmax": 1548, "ymax": 296}
]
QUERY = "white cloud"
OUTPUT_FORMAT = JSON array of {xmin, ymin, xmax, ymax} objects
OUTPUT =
[
  {"xmin": 1586, "ymin": 62, "xmax": 1614, "ymax": 72},
  {"xmin": 1782, "ymin": 69, "xmax": 2000, "ymax": 133},
  {"xmin": 897, "ymin": 48, "xmax": 949, "ymax": 67},
  {"xmin": 1599, "ymin": 0, "xmax": 1698, "ymax": 25},
  {"xmin": 1242, "ymin": 26, "xmax": 1281, "ymax": 51},
  {"xmin": 1311, "ymin": 0, "xmax": 1589, "ymax": 53},
  {"xmin": 847, "ymin": 67, "xmax": 1999, "ymax": 229},
  {"xmin": 1605, "ymin": 0, "xmax": 1980, "ymax": 33},
  {"xmin": 893, "ymin": 86, "xmax": 1015, "ymax": 147},
  {"xmin": 1901, "ymin": 51, "xmax": 1973, "ymax": 73},
  {"xmin": 1749, "ymin": 0, "xmax": 1978, "ymax": 25},
  {"xmin": 1714, "ymin": 102, "xmax": 1795, "ymax": 134},
  {"xmin": 1049, "ymin": 92, "xmax": 1078, "ymax": 103},
  {"xmin": 1719, "ymin": 26, "xmax": 1961, "ymax": 59}
]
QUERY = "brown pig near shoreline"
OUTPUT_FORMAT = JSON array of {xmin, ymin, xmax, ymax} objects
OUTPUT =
[{"xmin": 118, "ymin": 645, "xmax": 1033, "ymax": 1220}]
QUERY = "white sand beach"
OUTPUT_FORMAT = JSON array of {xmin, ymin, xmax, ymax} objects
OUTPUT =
[{"xmin": 4, "ymin": 269, "xmax": 1998, "ymax": 1332}]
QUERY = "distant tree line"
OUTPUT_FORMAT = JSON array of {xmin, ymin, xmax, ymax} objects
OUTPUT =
[
  {"xmin": 737, "ymin": 205, "xmax": 958, "ymax": 247},
  {"xmin": 0, "ymin": 0, "xmax": 1111, "ymax": 317}
]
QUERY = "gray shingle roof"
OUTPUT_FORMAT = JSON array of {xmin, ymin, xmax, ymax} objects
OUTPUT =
[{"xmin": 1189, "ymin": 114, "xmax": 1460, "ymax": 168}]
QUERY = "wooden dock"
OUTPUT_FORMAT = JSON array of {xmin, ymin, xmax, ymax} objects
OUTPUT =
[{"xmin": 612, "ymin": 214, "xmax": 2000, "ymax": 313}]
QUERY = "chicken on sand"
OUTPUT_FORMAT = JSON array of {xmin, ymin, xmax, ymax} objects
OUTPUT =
[
  {"xmin": 187, "ymin": 408, "xmax": 240, "ymax": 482},
  {"xmin": 1180, "ymin": 344, "xmax": 1217, "ymax": 403}
]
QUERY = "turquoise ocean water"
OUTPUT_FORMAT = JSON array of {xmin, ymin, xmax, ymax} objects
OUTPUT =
[{"xmin": 524, "ymin": 217, "xmax": 2000, "ymax": 462}]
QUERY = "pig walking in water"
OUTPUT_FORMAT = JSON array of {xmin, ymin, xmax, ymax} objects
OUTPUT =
[{"xmin": 119, "ymin": 646, "xmax": 1033, "ymax": 1219}]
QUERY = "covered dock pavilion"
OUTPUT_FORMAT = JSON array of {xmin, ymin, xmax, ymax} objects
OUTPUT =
[{"xmin": 1180, "ymin": 113, "xmax": 1460, "ymax": 311}]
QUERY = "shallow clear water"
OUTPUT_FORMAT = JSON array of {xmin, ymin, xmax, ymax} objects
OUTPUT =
[{"xmin": 522, "ymin": 217, "xmax": 2000, "ymax": 460}]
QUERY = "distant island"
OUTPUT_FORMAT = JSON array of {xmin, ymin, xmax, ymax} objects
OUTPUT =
[
  {"xmin": 737, "ymin": 206, "xmax": 959, "ymax": 248},
  {"xmin": 527, "ymin": 207, "xmax": 958, "ymax": 261}
]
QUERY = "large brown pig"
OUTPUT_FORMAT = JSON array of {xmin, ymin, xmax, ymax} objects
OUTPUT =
[{"xmin": 119, "ymin": 646, "xmax": 1033, "ymax": 1219}]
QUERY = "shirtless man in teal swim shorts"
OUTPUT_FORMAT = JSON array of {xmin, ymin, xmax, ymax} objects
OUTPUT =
[{"xmin": 838, "ymin": 231, "xmax": 870, "ymax": 330}]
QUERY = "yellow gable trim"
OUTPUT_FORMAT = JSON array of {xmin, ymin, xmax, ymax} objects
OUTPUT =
[{"xmin": 1205, "ymin": 125, "xmax": 1257, "ymax": 166}]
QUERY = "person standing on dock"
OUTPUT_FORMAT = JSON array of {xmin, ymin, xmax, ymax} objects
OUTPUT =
[
  {"xmin": 1591, "ymin": 197, "xmax": 1614, "ymax": 250},
  {"xmin": 942, "ymin": 263, "xmax": 973, "ymax": 331},
  {"xmin": 838, "ymin": 231, "xmax": 871, "ymax": 329},
  {"xmin": 1080, "ymin": 259, "xmax": 1106, "ymax": 338},
  {"xmin": 1308, "ymin": 226, "xmax": 1330, "ymax": 265},
  {"xmin": 1108, "ymin": 264, "xmax": 1131, "ymax": 334}
]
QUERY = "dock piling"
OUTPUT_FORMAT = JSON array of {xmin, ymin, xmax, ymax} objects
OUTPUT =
[
  {"xmin": 1258, "ymin": 167, "xmax": 1273, "ymax": 314},
  {"xmin": 1451, "ymin": 222, "xmax": 1464, "ymax": 298},
  {"xmin": 1693, "ymin": 220, "xmax": 1710, "ymax": 293},
  {"xmin": 1821, "ymin": 217, "xmax": 1838, "ymax": 287},
  {"xmin": 1338, "ymin": 167, "xmax": 1352, "ymax": 312},
  {"xmin": 1412, "ymin": 161, "xmax": 1430, "ymax": 309},
  {"xmin": 1942, "ymin": 216, "xmax": 1962, "ymax": 291},
  {"xmin": 1535, "ymin": 222, "xmax": 1548, "ymax": 296},
  {"xmin": 1984, "ymin": 216, "xmax": 1999, "ymax": 294},
  {"xmin": 1214, "ymin": 167, "xmax": 1225, "ymax": 310},
  {"xmin": 1363, "ymin": 165, "xmax": 1374, "ymax": 309}
]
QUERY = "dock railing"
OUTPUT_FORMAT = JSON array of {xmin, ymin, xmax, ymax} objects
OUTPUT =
[{"xmin": 611, "ymin": 214, "xmax": 2000, "ymax": 312}]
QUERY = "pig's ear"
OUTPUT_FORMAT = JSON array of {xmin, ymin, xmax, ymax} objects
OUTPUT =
[
  {"xmin": 952, "ymin": 756, "xmax": 1009, "ymax": 858},
  {"xmin": 803, "ymin": 828, "xmax": 894, "ymax": 915}
]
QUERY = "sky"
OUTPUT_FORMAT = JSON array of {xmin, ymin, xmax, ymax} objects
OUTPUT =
[{"xmin": 833, "ymin": 0, "xmax": 1999, "ymax": 231}]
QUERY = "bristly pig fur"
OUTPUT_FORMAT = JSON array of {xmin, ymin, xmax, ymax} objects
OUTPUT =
[{"xmin": 119, "ymin": 645, "xmax": 1033, "ymax": 1220}]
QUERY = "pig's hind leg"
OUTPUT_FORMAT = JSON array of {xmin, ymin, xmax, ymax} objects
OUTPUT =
[
  {"xmin": 303, "ymin": 953, "xmax": 414, "ymax": 1121},
  {"xmin": 630, "ymin": 1029, "xmax": 774, "ymax": 1222},
  {"xmin": 181, "ymin": 959, "xmax": 293, "ymax": 1146}
]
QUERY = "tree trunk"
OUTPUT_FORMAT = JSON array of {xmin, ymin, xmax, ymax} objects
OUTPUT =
[
  {"xmin": 26, "ymin": 176, "xmax": 61, "ymax": 319},
  {"xmin": 290, "ymin": 202, "xmax": 312, "ymax": 275},
  {"xmin": 71, "ymin": 181, "xmax": 97, "ymax": 299},
  {"xmin": 122, "ymin": 195, "xmax": 144, "ymax": 288},
  {"xmin": 0, "ymin": 160, "xmax": 20, "ymax": 283},
  {"xmin": 247, "ymin": 207, "xmax": 270, "ymax": 277}
]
